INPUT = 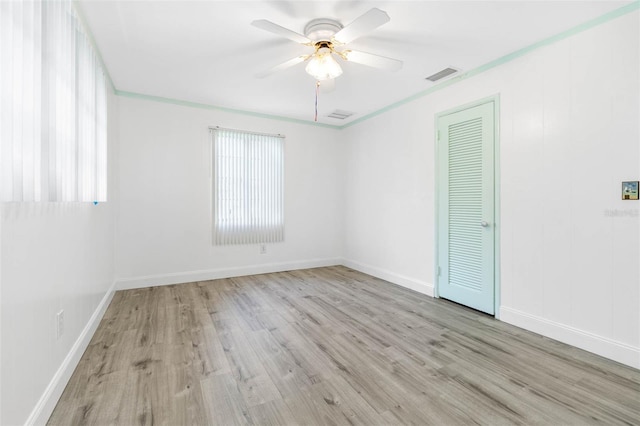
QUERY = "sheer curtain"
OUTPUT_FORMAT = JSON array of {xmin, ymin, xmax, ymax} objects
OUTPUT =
[
  {"xmin": 0, "ymin": 0, "xmax": 107, "ymax": 202},
  {"xmin": 211, "ymin": 128, "xmax": 285, "ymax": 245}
]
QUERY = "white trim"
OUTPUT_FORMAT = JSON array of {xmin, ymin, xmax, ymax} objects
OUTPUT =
[
  {"xmin": 342, "ymin": 258, "xmax": 434, "ymax": 297},
  {"xmin": 25, "ymin": 281, "xmax": 117, "ymax": 426},
  {"xmin": 116, "ymin": 258, "xmax": 342, "ymax": 290},
  {"xmin": 500, "ymin": 306, "xmax": 640, "ymax": 369}
]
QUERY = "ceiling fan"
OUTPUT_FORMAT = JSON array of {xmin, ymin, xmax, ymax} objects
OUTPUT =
[{"xmin": 251, "ymin": 8, "xmax": 403, "ymax": 81}]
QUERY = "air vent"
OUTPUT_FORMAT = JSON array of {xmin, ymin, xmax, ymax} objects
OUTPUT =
[
  {"xmin": 426, "ymin": 67, "xmax": 458, "ymax": 82},
  {"xmin": 327, "ymin": 110, "xmax": 355, "ymax": 120}
]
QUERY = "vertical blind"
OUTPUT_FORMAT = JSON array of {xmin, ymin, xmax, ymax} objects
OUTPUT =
[
  {"xmin": 211, "ymin": 128, "xmax": 284, "ymax": 245},
  {"xmin": 0, "ymin": 0, "xmax": 107, "ymax": 202}
]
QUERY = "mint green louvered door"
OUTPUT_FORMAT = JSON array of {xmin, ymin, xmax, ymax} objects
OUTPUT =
[{"xmin": 437, "ymin": 101, "xmax": 496, "ymax": 315}]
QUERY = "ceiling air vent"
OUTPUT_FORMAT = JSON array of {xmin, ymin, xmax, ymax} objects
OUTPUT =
[
  {"xmin": 327, "ymin": 110, "xmax": 355, "ymax": 120},
  {"xmin": 426, "ymin": 67, "xmax": 458, "ymax": 82}
]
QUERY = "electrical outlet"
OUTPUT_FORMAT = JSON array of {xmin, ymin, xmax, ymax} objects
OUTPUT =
[
  {"xmin": 260, "ymin": 244, "xmax": 267, "ymax": 254},
  {"xmin": 56, "ymin": 310, "xmax": 64, "ymax": 339}
]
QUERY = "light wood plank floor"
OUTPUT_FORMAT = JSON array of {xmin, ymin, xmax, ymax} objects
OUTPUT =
[{"xmin": 49, "ymin": 266, "xmax": 640, "ymax": 425}]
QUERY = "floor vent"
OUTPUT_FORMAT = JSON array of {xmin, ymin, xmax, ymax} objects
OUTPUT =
[
  {"xmin": 426, "ymin": 67, "xmax": 458, "ymax": 82},
  {"xmin": 327, "ymin": 110, "xmax": 355, "ymax": 120}
]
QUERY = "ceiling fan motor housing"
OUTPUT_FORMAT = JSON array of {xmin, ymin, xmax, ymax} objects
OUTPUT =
[
  {"xmin": 251, "ymin": 8, "xmax": 402, "ymax": 80},
  {"xmin": 304, "ymin": 18, "xmax": 343, "ymax": 42}
]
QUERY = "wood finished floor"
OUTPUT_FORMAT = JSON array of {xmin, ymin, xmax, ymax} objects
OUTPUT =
[{"xmin": 49, "ymin": 266, "xmax": 640, "ymax": 425}]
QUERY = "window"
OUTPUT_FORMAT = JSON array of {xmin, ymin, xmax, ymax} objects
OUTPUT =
[
  {"xmin": 211, "ymin": 128, "xmax": 284, "ymax": 245},
  {"xmin": 0, "ymin": 0, "xmax": 107, "ymax": 202}
]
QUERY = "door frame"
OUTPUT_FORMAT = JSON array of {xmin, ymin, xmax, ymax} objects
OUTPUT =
[{"xmin": 434, "ymin": 95, "xmax": 501, "ymax": 318}]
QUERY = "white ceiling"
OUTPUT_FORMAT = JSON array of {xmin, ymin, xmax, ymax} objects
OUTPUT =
[{"xmin": 79, "ymin": 0, "xmax": 632, "ymax": 126}]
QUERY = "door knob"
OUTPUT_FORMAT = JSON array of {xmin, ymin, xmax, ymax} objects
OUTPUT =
[{"xmin": 481, "ymin": 221, "xmax": 490, "ymax": 227}]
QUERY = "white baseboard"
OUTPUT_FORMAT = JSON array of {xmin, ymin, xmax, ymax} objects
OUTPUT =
[
  {"xmin": 341, "ymin": 258, "xmax": 434, "ymax": 297},
  {"xmin": 500, "ymin": 306, "xmax": 640, "ymax": 369},
  {"xmin": 25, "ymin": 282, "xmax": 116, "ymax": 426},
  {"xmin": 116, "ymin": 258, "xmax": 343, "ymax": 290}
]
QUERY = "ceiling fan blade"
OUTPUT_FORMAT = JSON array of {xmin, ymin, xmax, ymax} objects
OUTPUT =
[
  {"xmin": 333, "ymin": 8, "xmax": 390, "ymax": 44},
  {"xmin": 255, "ymin": 55, "xmax": 309, "ymax": 78},
  {"xmin": 343, "ymin": 50, "xmax": 403, "ymax": 72},
  {"xmin": 251, "ymin": 19, "xmax": 311, "ymax": 45}
]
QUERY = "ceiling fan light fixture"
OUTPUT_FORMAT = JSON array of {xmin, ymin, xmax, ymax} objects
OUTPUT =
[{"xmin": 305, "ymin": 51, "xmax": 343, "ymax": 81}]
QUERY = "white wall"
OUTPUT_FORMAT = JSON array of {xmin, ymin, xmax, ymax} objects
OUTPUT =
[
  {"xmin": 343, "ymin": 11, "xmax": 639, "ymax": 368},
  {"xmin": 0, "ymin": 91, "xmax": 119, "ymax": 425},
  {"xmin": 115, "ymin": 97, "xmax": 344, "ymax": 288},
  {"xmin": 343, "ymin": 107, "xmax": 436, "ymax": 296}
]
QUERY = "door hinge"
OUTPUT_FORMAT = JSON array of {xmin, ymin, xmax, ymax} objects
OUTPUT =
[
  {"xmin": 437, "ymin": 130, "xmax": 440, "ymax": 141},
  {"xmin": 438, "ymin": 266, "xmax": 441, "ymax": 276}
]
